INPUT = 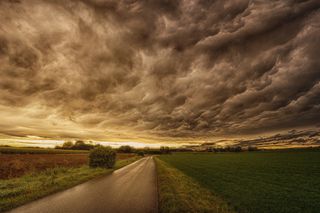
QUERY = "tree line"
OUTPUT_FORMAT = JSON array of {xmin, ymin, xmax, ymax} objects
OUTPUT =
[
  {"xmin": 55, "ymin": 141, "xmax": 259, "ymax": 153},
  {"xmin": 55, "ymin": 141, "xmax": 172, "ymax": 154}
]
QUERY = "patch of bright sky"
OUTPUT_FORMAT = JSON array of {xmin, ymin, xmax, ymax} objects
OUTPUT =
[{"xmin": 0, "ymin": 138, "xmax": 189, "ymax": 148}]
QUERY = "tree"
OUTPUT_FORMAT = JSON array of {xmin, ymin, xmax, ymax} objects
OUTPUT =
[
  {"xmin": 73, "ymin": 140, "xmax": 94, "ymax": 150},
  {"xmin": 62, "ymin": 141, "xmax": 73, "ymax": 149},
  {"xmin": 118, "ymin": 145, "xmax": 134, "ymax": 153},
  {"xmin": 160, "ymin": 146, "xmax": 171, "ymax": 154}
]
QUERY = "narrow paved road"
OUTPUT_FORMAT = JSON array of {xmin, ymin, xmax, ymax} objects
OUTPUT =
[{"xmin": 8, "ymin": 157, "xmax": 158, "ymax": 213}]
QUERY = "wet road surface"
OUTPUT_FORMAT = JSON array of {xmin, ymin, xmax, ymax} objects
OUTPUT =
[{"xmin": 8, "ymin": 157, "xmax": 158, "ymax": 213}]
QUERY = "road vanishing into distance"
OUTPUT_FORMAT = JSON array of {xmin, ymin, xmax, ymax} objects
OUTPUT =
[{"xmin": 8, "ymin": 157, "xmax": 158, "ymax": 213}]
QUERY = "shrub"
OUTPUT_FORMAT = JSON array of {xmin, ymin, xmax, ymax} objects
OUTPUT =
[
  {"xmin": 248, "ymin": 146, "xmax": 258, "ymax": 151},
  {"xmin": 89, "ymin": 146, "xmax": 116, "ymax": 168},
  {"xmin": 137, "ymin": 151, "xmax": 145, "ymax": 157}
]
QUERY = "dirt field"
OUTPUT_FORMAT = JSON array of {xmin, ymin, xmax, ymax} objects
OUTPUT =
[{"xmin": 0, "ymin": 153, "xmax": 135, "ymax": 179}]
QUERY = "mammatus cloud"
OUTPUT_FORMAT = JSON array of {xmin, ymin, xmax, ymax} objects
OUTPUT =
[
  {"xmin": 201, "ymin": 129, "xmax": 320, "ymax": 148},
  {"xmin": 0, "ymin": 0, "xmax": 319, "ymax": 145}
]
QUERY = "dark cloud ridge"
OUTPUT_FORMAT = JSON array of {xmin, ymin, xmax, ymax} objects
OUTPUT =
[{"xmin": 0, "ymin": 0, "xmax": 320, "ymax": 142}]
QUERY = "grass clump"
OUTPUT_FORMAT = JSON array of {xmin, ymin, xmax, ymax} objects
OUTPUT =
[{"xmin": 155, "ymin": 158, "xmax": 235, "ymax": 213}]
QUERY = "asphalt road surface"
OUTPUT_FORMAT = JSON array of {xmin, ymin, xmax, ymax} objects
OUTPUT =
[{"xmin": 8, "ymin": 157, "xmax": 158, "ymax": 213}]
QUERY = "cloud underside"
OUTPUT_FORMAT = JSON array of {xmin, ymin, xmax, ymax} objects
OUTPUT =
[
  {"xmin": 202, "ymin": 129, "xmax": 320, "ymax": 148},
  {"xmin": 0, "ymin": 0, "xmax": 320, "ymax": 143}
]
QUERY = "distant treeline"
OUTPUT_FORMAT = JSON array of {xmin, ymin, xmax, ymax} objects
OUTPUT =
[
  {"xmin": 55, "ymin": 141, "xmax": 96, "ymax": 150},
  {"xmin": 204, "ymin": 146, "xmax": 259, "ymax": 152},
  {"xmin": 117, "ymin": 146, "xmax": 171, "ymax": 155},
  {"xmin": 55, "ymin": 140, "xmax": 260, "ymax": 154},
  {"xmin": 53, "ymin": 141, "xmax": 320, "ymax": 154},
  {"xmin": 55, "ymin": 141, "xmax": 172, "ymax": 155}
]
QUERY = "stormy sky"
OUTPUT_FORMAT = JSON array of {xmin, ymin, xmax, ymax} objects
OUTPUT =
[{"xmin": 0, "ymin": 0, "xmax": 319, "ymax": 145}]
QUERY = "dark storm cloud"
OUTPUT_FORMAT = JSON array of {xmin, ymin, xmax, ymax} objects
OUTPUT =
[
  {"xmin": 0, "ymin": 0, "xmax": 319, "ymax": 143},
  {"xmin": 234, "ymin": 129, "xmax": 320, "ymax": 148},
  {"xmin": 199, "ymin": 129, "xmax": 320, "ymax": 148}
]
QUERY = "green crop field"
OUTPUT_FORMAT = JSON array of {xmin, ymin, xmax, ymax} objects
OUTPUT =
[{"xmin": 158, "ymin": 151, "xmax": 320, "ymax": 213}]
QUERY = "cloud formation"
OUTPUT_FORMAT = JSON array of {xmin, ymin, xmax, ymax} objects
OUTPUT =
[{"xmin": 0, "ymin": 0, "xmax": 319, "ymax": 144}]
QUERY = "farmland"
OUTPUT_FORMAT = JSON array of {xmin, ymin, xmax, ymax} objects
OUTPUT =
[
  {"xmin": 0, "ymin": 153, "xmax": 136, "ymax": 179},
  {"xmin": 157, "ymin": 151, "xmax": 320, "ymax": 213},
  {"xmin": 156, "ymin": 158, "xmax": 235, "ymax": 213},
  {"xmin": 0, "ymin": 154, "xmax": 87, "ymax": 179},
  {"xmin": 0, "ymin": 146, "xmax": 139, "ymax": 212},
  {"xmin": 0, "ymin": 146, "xmax": 88, "ymax": 154}
]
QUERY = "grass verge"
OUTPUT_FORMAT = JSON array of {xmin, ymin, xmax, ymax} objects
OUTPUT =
[
  {"xmin": 0, "ymin": 156, "xmax": 141, "ymax": 212},
  {"xmin": 155, "ymin": 158, "xmax": 235, "ymax": 213}
]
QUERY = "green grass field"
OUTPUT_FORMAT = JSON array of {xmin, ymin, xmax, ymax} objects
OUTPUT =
[
  {"xmin": 156, "ymin": 158, "xmax": 235, "ymax": 213},
  {"xmin": 158, "ymin": 151, "xmax": 320, "ymax": 213}
]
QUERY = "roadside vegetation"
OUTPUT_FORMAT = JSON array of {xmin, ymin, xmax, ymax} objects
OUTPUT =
[
  {"xmin": 159, "ymin": 151, "xmax": 320, "ymax": 213},
  {"xmin": 0, "ymin": 152, "xmax": 136, "ymax": 179},
  {"xmin": 0, "ymin": 145, "xmax": 142, "ymax": 212},
  {"xmin": 155, "ymin": 158, "xmax": 235, "ymax": 213},
  {"xmin": 0, "ymin": 156, "xmax": 141, "ymax": 212},
  {"xmin": 89, "ymin": 146, "xmax": 116, "ymax": 168}
]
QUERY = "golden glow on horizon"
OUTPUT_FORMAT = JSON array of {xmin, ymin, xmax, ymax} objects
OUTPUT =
[{"xmin": 0, "ymin": 138, "xmax": 194, "ymax": 148}]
